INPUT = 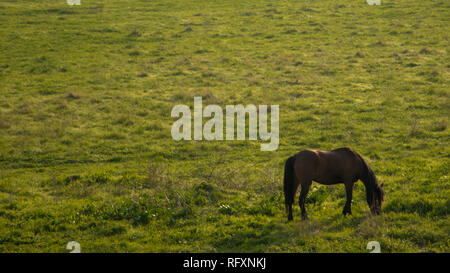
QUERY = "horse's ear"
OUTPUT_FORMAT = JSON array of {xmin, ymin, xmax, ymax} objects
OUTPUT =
[{"xmin": 380, "ymin": 183, "xmax": 384, "ymax": 188}]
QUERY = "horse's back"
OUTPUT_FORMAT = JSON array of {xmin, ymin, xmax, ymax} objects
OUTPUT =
[
  {"xmin": 292, "ymin": 149, "xmax": 319, "ymax": 178},
  {"xmin": 294, "ymin": 149, "xmax": 320, "ymax": 164},
  {"xmin": 293, "ymin": 147, "xmax": 364, "ymax": 184},
  {"xmin": 293, "ymin": 147, "xmax": 363, "ymax": 168},
  {"xmin": 295, "ymin": 147, "xmax": 357, "ymax": 161}
]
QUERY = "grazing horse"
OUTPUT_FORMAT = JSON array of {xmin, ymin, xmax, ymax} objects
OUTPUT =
[{"xmin": 283, "ymin": 147, "xmax": 384, "ymax": 221}]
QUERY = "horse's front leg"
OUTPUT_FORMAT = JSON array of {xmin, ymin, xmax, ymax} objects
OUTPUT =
[{"xmin": 343, "ymin": 182, "xmax": 354, "ymax": 216}]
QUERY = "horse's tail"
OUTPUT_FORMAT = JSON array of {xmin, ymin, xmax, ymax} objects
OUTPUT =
[{"xmin": 283, "ymin": 155, "xmax": 296, "ymax": 213}]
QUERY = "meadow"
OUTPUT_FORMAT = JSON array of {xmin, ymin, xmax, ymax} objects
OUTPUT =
[{"xmin": 0, "ymin": 0, "xmax": 448, "ymax": 252}]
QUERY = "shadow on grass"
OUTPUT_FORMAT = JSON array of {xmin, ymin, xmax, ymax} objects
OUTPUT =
[{"xmin": 212, "ymin": 218, "xmax": 294, "ymax": 252}]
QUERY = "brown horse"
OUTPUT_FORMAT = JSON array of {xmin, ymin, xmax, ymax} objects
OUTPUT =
[{"xmin": 284, "ymin": 147, "xmax": 384, "ymax": 221}]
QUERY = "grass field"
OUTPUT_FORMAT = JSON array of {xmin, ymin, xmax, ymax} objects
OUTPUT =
[{"xmin": 0, "ymin": 0, "xmax": 448, "ymax": 252}]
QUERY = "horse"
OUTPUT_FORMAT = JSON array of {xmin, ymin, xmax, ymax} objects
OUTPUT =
[{"xmin": 283, "ymin": 147, "xmax": 384, "ymax": 221}]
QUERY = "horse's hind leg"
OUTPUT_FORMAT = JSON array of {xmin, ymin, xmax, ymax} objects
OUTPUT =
[
  {"xmin": 286, "ymin": 181, "xmax": 299, "ymax": 221},
  {"xmin": 343, "ymin": 181, "xmax": 354, "ymax": 216},
  {"xmin": 299, "ymin": 180, "xmax": 312, "ymax": 220},
  {"xmin": 288, "ymin": 204, "xmax": 293, "ymax": 221},
  {"xmin": 286, "ymin": 179, "xmax": 299, "ymax": 221}
]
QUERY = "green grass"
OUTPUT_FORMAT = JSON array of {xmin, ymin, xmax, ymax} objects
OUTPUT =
[{"xmin": 0, "ymin": 0, "xmax": 449, "ymax": 252}]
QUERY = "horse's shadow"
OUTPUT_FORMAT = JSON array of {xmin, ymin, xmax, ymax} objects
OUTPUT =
[
  {"xmin": 211, "ymin": 218, "xmax": 300, "ymax": 252},
  {"xmin": 212, "ymin": 210, "xmax": 381, "ymax": 252}
]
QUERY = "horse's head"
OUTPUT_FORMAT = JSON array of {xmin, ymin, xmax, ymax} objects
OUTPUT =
[{"xmin": 368, "ymin": 183, "xmax": 384, "ymax": 215}]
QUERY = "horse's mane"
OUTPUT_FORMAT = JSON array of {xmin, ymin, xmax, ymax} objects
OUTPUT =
[
  {"xmin": 353, "ymin": 151, "xmax": 384, "ymax": 210},
  {"xmin": 353, "ymin": 151, "xmax": 378, "ymax": 188}
]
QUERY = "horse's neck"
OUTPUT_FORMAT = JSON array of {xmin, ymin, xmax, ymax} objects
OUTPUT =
[{"xmin": 361, "ymin": 171, "xmax": 377, "ymax": 190}]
